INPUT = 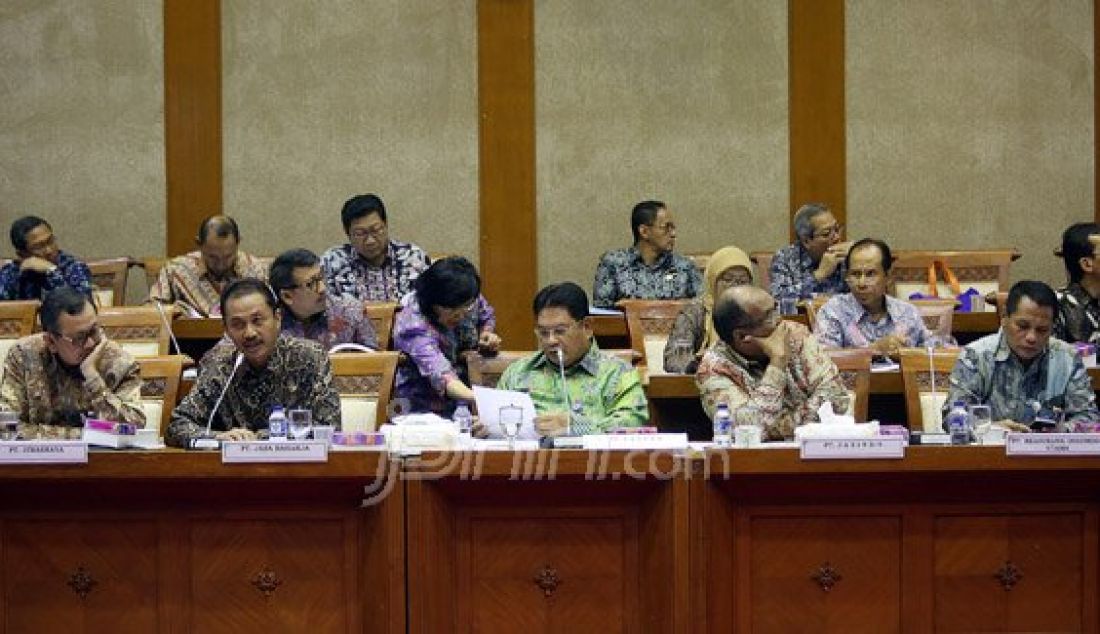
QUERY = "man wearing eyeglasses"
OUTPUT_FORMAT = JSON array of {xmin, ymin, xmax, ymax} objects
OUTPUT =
[
  {"xmin": 269, "ymin": 248, "xmax": 377, "ymax": 350},
  {"xmin": 321, "ymin": 193, "xmax": 431, "ymax": 303},
  {"xmin": 697, "ymin": 285, "xmax": 847, "ymax": 441},
  {"xmin": 145, "ymin": 215, "xmax": 270, "ymax": 317},
  {"xmin": 769, "ymin": 202, "xmax": 851, "ymax": 301},
  {"xmin": 0, "ymin": 215, "xmax": 93, "ymax": 301},
  {"xmin": 494, "ymin": 282, "xmax": 647, "ymax": 437},
  {"xmin": 0, "ymin": 287, "xmax": 145, "ymax": 437},
  {"xmin": 592, "ymin": 200, "xmax": 702, "ymax": 309},
  {"xmin": 1054, "ymin": 222, "xmax": 1100, "ymax": 345}
]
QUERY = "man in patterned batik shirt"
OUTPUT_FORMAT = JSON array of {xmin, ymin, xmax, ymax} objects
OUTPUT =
[
  {"xmin": 0, "ymin": 287, "xmax": 145, "ymax": 438},
  {"xmin": 145, "ymin": 215, "xmax": 270, "ymax": 317},
  {"xmin": 167, "ymin": 279, "xmax": 340, "ymax": 447},
  {"xmin": 1054, "ymin": 222, "xmax": 1100, "ymax": 345},
  {"xmin": 769, "ymin": 202, "xmax": 850, "ymax": 301},
  {"xmin": 321, "ymin": 193, "xmax": 431, "ymax": 302},
  {"xmin": 0, "ymin": 215, "xmax": 93, "ymax": 301},
  {"xmin": 696, "ymin": 285, "xmax": 847, "ymax": 441},
  {"xmin": 269, "ymin": 248, "xmax": 377, "ymax": 350},
  {"xmin": 495, "ymin": 282, "xmax": 647, "ymax": 437},
  {"xmin": 945, "ymin": 281, "xmax": 1097, "ymax": 431},
  {"xmin": 592, "ymin": 200, "xmax": 702, "ymax": 309}
]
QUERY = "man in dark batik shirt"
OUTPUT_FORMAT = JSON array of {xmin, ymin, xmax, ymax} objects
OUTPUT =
[
  {"xmin": 0, "ymin": 215, "xmax": 93, "ymax": 301},
  {"xmin": 1054, "ymin": 222, "xmax": 1100, "ymax": 345},
  {"xmin": 592, "ymin": 200, "xmax": 702, "ymax": 309},
  {"xmin": 167, "ymin": 278, "xmax": 341, "ymax": 447},
  {"xmin": 320, "ymin": 193, "xmax": 431, "ymax": 302},
  {"xmin": 769, "ymin": 202, "xmax": 850, "ymax": 301}
]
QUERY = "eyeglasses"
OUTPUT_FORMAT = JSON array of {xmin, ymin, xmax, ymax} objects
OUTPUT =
[
  {"xmin": 25, "ymin": 234, "xmax": 57, "ymax": 255},
  {"xmin": 436, "ymin": 300, "xmax": 477, "ymax": 321},
  {"xmin": 291, "ymin": 275, "xmax": 325, "ymax": 292},
  {"xmin": 349, "ymin": 225, "xmax": 387, "ymax": 242},
  {"xmin": 812, "ymin": 224, "xmax": 843, "ymax": 240},
  {"xmin": 53, "ymin": 324, "xmax": 102, "ymax": 348},
  {"xmin": 534, "ymin": 320, "xmax": 581, "ymax": 341},
  {"xmin": 716, "ymin": 270, "xmax": 752, "ymax": 286}
]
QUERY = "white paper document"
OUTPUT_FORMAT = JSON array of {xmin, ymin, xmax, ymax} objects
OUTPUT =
[{"xmin": 472, "ymin": 386, "xmax": 540, "ymax": 440}]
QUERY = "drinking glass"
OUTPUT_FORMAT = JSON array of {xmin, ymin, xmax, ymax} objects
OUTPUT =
[
  {"xmin": 288, "ymin": 409, "xmax": 313, "ymax": 440},
  {"xmin": 499, "ymin": 405, "xmax": 523, "ymax": 448},
  {"xmin": 0, "ymin": 410, "xmax": 18, "ymax": 441},
  {"xmin": 733, "ymin": 407, "xmax": 762, "ymax": 448},
  {"xmin": 967, "ymin": 404, "xmax": 992, "ymax": 444}
]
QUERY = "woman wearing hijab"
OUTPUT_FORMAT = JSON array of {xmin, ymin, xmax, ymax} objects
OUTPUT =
[{"xmin": 663, "ymin": 246, "xmax": 754, "ymax": 373}]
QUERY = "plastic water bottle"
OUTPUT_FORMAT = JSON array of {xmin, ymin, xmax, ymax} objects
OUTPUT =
[
  {"xmin": 713, "ymin": 403, "xmax": 733, "ymax": 447},
  {"xmin": 268, "ymin": 405, "xmax": 288, "ymax": 442},
  {"xmin": 453, "ymin": 401, "xmax": 473, "ymax": 443},
  {"xmin": 946, "ymin": 401, "xmax": 970, "ymax": 445}
]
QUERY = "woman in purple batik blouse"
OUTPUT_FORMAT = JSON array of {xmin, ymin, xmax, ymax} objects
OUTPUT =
[{"xmin": 392, "ymin": 257, "xmax": 501, "ymax": 416}]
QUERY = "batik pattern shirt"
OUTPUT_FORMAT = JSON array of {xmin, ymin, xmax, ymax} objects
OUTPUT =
[
  {"xmin": 320, "ymin": 241, "xmax": 430, "ymax": 302},
  {"xmin": 0, "ymin": 334, "xmax": 145, "ymax": 437},
  {"xmin": 663, "ymin": 299, "xmax": 708, "ymax": 374},
  {"xmin": 281, "ymin": 295, "xmax": 377, "ymax": 351},
  {"xmin": 944, "ymin": 330, "xmax": 1098, "ymax": 428},
  {"xmin": 592, "ymin": 247, "xmax": 702, "ymax": 309},
  {"xmin": 0, "ymin": 251, "xmax": 93, "ymax": 301},
  {"xmin": 393, "ymin": 293, "xmax": 496, "ymax": 415},
  {"xmin": 146, "ymin": 250, "xmax": 270, "ymax": 317},
  {"xmin": 497, "ymin": 341, "xmax": 647, "ymax": 433},
  {"xmin": 167, "ymin": 334, "xmax": 341, "ymax": 447},
  {"xmin": 1055, "ymin": 282, "xmax": 1100, "ymax": 344},
  {"xmin": 815, "ymin": 293, "xmax": 929, "ymax": 349},
  {"xmin": 696, "ymin": 323, "xmax": 847, "ymax": 440},
  {"xmin": 769, "ymin": 243, "xmax": 848, "ymax": 300}
]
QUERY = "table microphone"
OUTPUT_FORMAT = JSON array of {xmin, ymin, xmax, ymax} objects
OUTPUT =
[
  {"xmin": 555, "ymin": 348, "xmax": 574, "ymax": 436},
  {"xmin": 189, "ymin": 352, "xmax": 243, "ymax": 450},
  {"xmin": 151, "ymin": 298, "xmax": 182, "ymax": 355}
]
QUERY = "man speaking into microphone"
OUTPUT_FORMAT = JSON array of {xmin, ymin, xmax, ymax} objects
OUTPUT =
[
  {"xmin": 166, "ymin": 278, "xmax": 340, "ymax": 447},
  {"xmin": 495, "ymin": 282, "xmax": 647, "ymax": 437}
]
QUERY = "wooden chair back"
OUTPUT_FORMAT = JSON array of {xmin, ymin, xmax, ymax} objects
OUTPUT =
[
  {"xmin": 140, "ymin": 257, "xmax": 165, "ymax": 290},
  {"xmin": 364, "ymin": 302, "xmax": 399, "ymax": 350},
  {"xmin": 749, "ymin": 251, "xmax": 774, "ymax": 294},
  {"xmin": 685, "ymin": 252, "xmax": 710, "ymax": 278},
  {"xmin": 899, "ymin": 347, "xmax": 962, "ymax": 432},
  {"xmin": 465, "ymin": 349, "xmax": 639, "ymax": 388},
  {"xmin": 824, "ymin": 348, "xmax": 872, "ymax": 422},
  {"xmin": 804, "ymin": 295, "xmax": 830, "ymax": 331},
  {"xmin": 618, "ymin": 299, "xmax": 689, "ymax": 374},
  {"xmin": 87, "ymin": 257, "xmax": 132, "ymax": 307},
  {"xmin": 0, "ymin": 300, "xmax": 40, "ymax": 365},
  {"xmin": 330, "ymin": 351, "xmax": 399, "ymax": 432},
  {"xmin": 135, "ymin": 355, "xmax": 185, "ymax": 434},
  {"xmin": 890, "ymin": 249, "xmax": 1019, "ymax": 311},
  {"xmin": 97, "ymin": 306, "xmax": 172, "ymax": 357}
]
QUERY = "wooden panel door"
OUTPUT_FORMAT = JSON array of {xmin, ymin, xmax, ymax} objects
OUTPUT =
[
  {"xmin": 2, "ymin": 519, "xmax": 159, "ymax": 633},
  {"xmin": 461, "ymin": 513, "xmax": 634, "ymax": 633},
  {"xmin": 934, "ymin": 513, "xmax": 1085, "ymax": 633},
  {"xmin": 187, "ymin": 516, "xmax": 356, "ymax": 633},
  {"xmin": 746, "ymin": 515, "xmax": 902, "ymax": 633}
]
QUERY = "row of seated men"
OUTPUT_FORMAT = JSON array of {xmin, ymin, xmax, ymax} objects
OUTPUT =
[{"xmin": 1, "ymin": 198, "xmax": 1098, "ymax": 442}]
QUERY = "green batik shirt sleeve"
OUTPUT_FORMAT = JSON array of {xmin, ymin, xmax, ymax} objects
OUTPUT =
[{"xmin": 591, "ymin": 365, "xmax": 648, "ymax": 431}]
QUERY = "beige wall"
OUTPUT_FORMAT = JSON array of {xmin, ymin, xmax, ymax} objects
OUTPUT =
[
  {"xmin": 221, "ymin": 0, "xmax": 479, "ymax": 264},
  {"xmin": 535, "ymin": 0, "xmax": 790, "ymax": 292},
  {"xmin": 0, "ymin": 0, "xmax": 164, "ymax": 269},
  {"xmin": 847, "ymin": 0, "xmax": 1094, "ymax": 287}
]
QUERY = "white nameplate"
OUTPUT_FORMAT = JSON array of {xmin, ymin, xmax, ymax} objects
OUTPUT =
[
  {"xmin": 800, "ymin": 437, "xmax": 905, "ymax": 460},
  {"xmin": 581, "ymin": 433, "xmax": 690, "ymax": 451},
  {"xmin": 0, "ymin": 441, "xmax": 88, "ymax": 464},
  {"xmin": 1005, "ymin": 433, "xmax": 1100, "ymax": 456},
  {"xmin": 221, "ymin": 441, "xmax": 329, "ymax": 463}
]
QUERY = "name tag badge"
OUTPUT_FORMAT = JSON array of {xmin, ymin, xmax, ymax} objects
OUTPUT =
[
  {"xmin": 222, "ymin": 441, "xmax": 329, "ymax": 463},
  {"xmin": 800, "ymin": 437, "xmax": 906, "ymax": 460},
  {"xmin": 1005, "ymin": 433, "xmax": 1100, "ymax": 456},
  {"xmin": 0, "ymin": 441, "xmax": 89, "ymax": 464}
]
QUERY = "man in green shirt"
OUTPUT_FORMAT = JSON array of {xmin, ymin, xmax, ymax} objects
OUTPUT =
[{"xmin": 496, "ymin": 282, "xmax": 648, "ymax": 436}]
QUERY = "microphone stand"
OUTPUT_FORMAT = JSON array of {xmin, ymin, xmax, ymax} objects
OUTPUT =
[{"xmin": 189, "ymin": 352, "xmax": 243, "ymax": 450}]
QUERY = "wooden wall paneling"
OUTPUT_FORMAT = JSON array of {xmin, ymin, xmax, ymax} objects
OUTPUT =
[
  {"xmin": 900, "ymin": 511, "xmax": 933, "ymax": 633},
  {"xmin": 789, "ymin": 0, "xmax": 846, "ymax": 239},
  {"xmin": 477, "ymin": 0, "xmax": 537, "ymax": 344},
  {"xmin": 361, "ymin": 468, "xmax": 406, "ymax": 634},
  {"xmin": 406, "ymin": 478, "xmax": 458, "ymax": 633},
  {"xmin": 1085, "ymin": 509, "xmax": 1099, "ymax": 633},
  {"xmin": 1096, "ymin": 0, "xmax": 1100, "ymax": 225},
  {"xmin": 164, "ymin": 0, "xmax": 223, "ymax": 256}
]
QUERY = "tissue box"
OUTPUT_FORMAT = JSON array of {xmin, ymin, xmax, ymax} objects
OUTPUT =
[{"xmin": 381, "ymin": 422, "xmax": 459, "ymax": 451}]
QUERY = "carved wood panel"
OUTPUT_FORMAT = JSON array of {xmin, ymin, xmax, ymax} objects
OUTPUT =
[
  {"xmin": 933, "ymin": 513, "xmax": 1084, "ymax": 632},
  {"xmin": 747, "ymin": 515, "xmax": 902, "ymax": 633},
  {"xmin": 188, "ymin": 518, "xmax": 350, "ymax": 633},
  {"xmin": 3, "ymin": 519, "xmax": 159, "ymax": 632}
]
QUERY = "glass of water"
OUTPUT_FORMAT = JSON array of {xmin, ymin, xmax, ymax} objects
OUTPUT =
[
  {"xmin": 0, "ymin": 410, "xmax": 18, "ymax": 441},
  {"xmin": 288, "ymin": 409, "xmax": 313, "ymax": 440},
  {"xmin": 967, "ymin": 404, "xmax": 992, "ymax": 444},
  {"xmin": 499, "ymin": 405, "xmax": 523, "ymax": 448}
]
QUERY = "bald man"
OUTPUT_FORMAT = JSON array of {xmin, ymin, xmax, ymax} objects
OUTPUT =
[{"xmin": 695, "ymin": 286, "xmax": 847, "ymax": 441}]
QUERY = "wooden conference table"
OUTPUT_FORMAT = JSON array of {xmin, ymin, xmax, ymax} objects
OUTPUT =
[{"xmin": 0, "ymin": 446, "xmax": 1095, "ymax": 633}]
